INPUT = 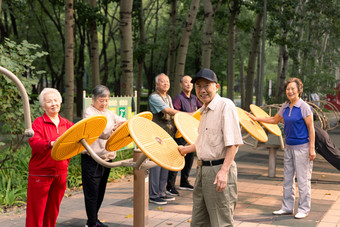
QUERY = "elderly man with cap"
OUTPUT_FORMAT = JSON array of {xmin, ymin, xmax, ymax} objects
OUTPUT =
[{"xmin": 178, "ymin": 68, "xmax": 243, "ymax": 227}]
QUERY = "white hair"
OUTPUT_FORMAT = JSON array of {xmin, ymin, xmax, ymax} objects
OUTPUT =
[
  {"xmin": 155, "ymin": 73, "xmax": 168, "ymax": 84},
  {"xmin": 39, "ymin": 88, "xmax": 62, "ymax": 107}
]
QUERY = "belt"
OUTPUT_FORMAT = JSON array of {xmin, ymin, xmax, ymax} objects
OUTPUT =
[{"xmin": 197, "ymin": 158, "xmax": 224, "ymax": 166}]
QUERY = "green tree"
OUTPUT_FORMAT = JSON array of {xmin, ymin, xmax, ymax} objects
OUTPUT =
[{"xmin": 0, "ymin": 38, "xmax": 47, "ymax": 162}]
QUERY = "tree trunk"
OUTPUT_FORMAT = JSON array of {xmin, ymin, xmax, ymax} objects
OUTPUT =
[
  {"xmin": 76, "ymin": 76, "xmax": 83, "ymax": 117},
  {"xmin": 112, "ymin": 34, "xmax": 119, "ymax": 95},
  {"xmin": 275, "ymin": 45, "xmax": 283, "ymax": 98},
  {"xmin": 101, "ymin": 2, "xmax": 109, "ymax": 85},
  {"xmin": 89, "ymin": 0, "xmax": 100, "ymax": 88},
  {"xmin": 245, "ymin": 13, "xmax": 263, "ymax": 111},
  {"xmin": 256, "ymin": 0, "xmax": 267, "ymax": 106},
  {"xmin": 119, "ymin": 0, "xmax": 133, "ymax": 96},
  {"xmin": 293, "ymin": 0, "xmax": 307, "ymax": 76},
  {"xmin": 311, "ymin": 38, "xmax": 319, "ymax": 74},
  {"xmin": 167, "ymin": 0, "xmax": 176, "ymax": 87},
  {"xmin": 173, "ymin": 0, "xmax": 200, "ymax": 96},
  {"xmin": 238, "ymin": 43, "xmax": 245, "ymax": 109},
  {"xmin": 301, "ymin": 19, "xmax": 312, "ymax": 78},
  {"xmin": 137, "ymin": 0, "xmax": 146, "ymax": 113},
  {"xmin": 64, "ymin": 0, "xmax": 74, "ymax": 121},
  {"xmin": 255, "ymin": 44, "xmax": 261, "ymax": 103},
  {"xmin": 7, "ymin": 2, "xmax": 18, "ymax": 37},
  {"xmin": 226, "ymin": 0, "xmax": 240, "ymax": 100},
  {"xmin": 278, "ymin": 45, "xmax": 289, "ymax": 102},
  {"xmin": 318, "ymin": 32, "xmax": 329, "ymax": 69},
  {"xmin": 202, "ymin": 0, "xmax": 216, "ymax": 68},
  {"xmin": 145, "ymin": 0, "xmax": 160, "ymax": 96},
  {"xmin": 75, "ymin": 22, "xmax": 86, "ymax": 117},
  {"xmin": 0, "ymin": 0, "xmax": 3, "ymax": 43},
  {"xmin": 293, "ymin": 24, "xmax": 304, "ymax": 76}
]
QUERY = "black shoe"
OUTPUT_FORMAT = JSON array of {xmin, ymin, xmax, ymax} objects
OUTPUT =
[
  {"xmin": 96, "ymin": 220, "xmax": 108, "ymax": 227},
  {"xmin": 179, "ymin": 184, "xmax": 194, "ymax": 191},
  {"xmin": 166, "ymin": 187, "xmax": 180, "ymax": 196},
  {"xmin": 149, "ymin": 197, "xmax": 167, "ymax": 205},
  {"xmin": 160, "ymin": 195, "xmax": 175, "ymax": 201},
  {"xmin": 85, "ymin": 220, "xmax": 108, "ymax": 227}
]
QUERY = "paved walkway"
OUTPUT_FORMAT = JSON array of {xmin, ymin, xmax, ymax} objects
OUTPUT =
[{"xmin": 1, "ymin": 125, "xmax": 340, "ymax": 227}]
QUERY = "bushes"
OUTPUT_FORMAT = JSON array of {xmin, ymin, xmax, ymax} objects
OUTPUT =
[
  {"xmin": 0, "ymin": 144, "xmax": 29, "ymax": 211},
  {"xmin": 0, "ymin": 143, "xmax": 134, "ymax": 212},
  {"xmin": 67, "ymin": 154, "xmax": 83, "ymax": 189},
  {"xmin": 109, "ymin": 149, "xmax": 134, "ymax": 181}
]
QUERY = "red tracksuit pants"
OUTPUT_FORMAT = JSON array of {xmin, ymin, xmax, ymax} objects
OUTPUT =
[{"xmin": 26, "ymin": 174, "xmax": 67, "ymax": 227}]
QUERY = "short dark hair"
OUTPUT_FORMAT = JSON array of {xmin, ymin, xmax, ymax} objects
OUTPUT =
[
  {"xmin": 284, "ymin": 77, "xmax": 303, "ymax": 97},
  {"xmin": 92, "ymin": 85, "xmax": 110, "ymax": 100}
]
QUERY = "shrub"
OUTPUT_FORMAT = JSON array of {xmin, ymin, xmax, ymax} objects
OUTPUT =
[
  {"xmin": 0, "ymin": 144, "xmax": 29, "ymax": 210},
  {"xmin": 0, "ymin": 38, "xmax": 46, "ymax": 167},
  {"xmin": 0, "ymin": 144, "xmax": 135, "ymax": 210}
]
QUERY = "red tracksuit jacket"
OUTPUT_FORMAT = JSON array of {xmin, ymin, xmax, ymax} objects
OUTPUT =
[{"xmin": 28, "ymin": 113, "xmax": 74, "ymax": 176}]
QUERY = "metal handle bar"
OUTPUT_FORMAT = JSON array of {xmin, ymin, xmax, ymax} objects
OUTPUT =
[
  {"xmin": 0, "ymin": 66, "xmax": 34, "ymax": 137},
  {"xmin": 80, "ymin": 139, "xmax": 157, "ymax": 169}
]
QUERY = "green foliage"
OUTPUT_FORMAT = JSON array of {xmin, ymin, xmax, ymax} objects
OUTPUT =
[
  {"xmin": 75, "ymin": 1, "xmax": 108, "ymax": 26},
  {"xmin": 302, "ymin": 72, "xmax": 336, "ymax": 96},
  {"xmin": 0, "ymin": 174, "xmax": 27, "ymax": 208},
  {"xmin": 0, "ymin": 38, "xmax": 48, "ymax": 78},
  {"xmin": 0, "ymin": 145, "xmax": 29, "ymax": 210},
  {"xmin": 0, "ymin": 38, "xmax": 46, "ymax": 147},
  {"xmin": 109, "ymin": 149, "xmax": 134, "ymax": 180},
  {"xmin": 67, "ymin": 155, "xmax": 83, "ymax": 189}
]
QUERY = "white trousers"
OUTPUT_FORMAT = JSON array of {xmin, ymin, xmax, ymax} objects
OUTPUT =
[{"xmin": 281, "ymin": 143, "xmax": 313, "ymax": 214}]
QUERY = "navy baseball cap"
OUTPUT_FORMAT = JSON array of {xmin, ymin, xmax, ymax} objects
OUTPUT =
[{"xmin": 191, "ymin": 68, "xmax": 218, "ymax": 84}]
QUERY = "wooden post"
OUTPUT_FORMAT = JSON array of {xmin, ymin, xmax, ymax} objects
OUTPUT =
[
  {"xmin": 133, "ymin": 149, "xmax": 149, "ymax": 227},
  {"xmin": 267, "ymin": 145, "xmax": 279, "ymax": 177}
]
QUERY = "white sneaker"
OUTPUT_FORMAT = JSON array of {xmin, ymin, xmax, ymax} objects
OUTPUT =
[
  {"xmin": 295, "ymin": 212, "xmax": 309, "ymax": 219},
  {"xmin": 272, "ymin": 209, "xmax": 293, "ymax": 215}
]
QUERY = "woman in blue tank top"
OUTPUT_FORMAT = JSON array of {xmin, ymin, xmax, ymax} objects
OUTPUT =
[{"xmin": 247, "ymin": 77, "xmax": 315, "ymax": 219}]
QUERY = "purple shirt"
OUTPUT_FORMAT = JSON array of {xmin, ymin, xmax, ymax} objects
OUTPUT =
[{"xmin": 172, "ymin": 91, "xmax": 202, "ymax": 112}]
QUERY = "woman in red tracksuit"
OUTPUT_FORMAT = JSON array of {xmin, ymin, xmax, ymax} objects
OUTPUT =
[{"xmin": 26, "ymin": 88, "xmax": 74, "ymax": 227}]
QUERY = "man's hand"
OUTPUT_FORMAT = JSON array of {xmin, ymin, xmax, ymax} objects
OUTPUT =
[{"xmin": 213, "ymin": 169, "xmax": 228, "ymax": 192}]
